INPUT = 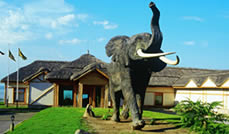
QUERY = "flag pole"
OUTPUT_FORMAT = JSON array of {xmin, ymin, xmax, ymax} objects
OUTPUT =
[
  {"xmin": 16, "ymin": 48, "xmax": 19, "ymax": 108},
  {"xmin": 6, "ymin": 44, "xmax": 9, "ymax": 107}
]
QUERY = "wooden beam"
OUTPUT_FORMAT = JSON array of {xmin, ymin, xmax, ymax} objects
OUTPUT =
[
  {"xmin": 77, "ymin": 82, "xmax": 83, "ymax": 108},
  {"xmin": 4, "ymin": 83, "xmax": 6, "ymax": 104},
  {"xmin": 100, "ymin": 86, "xmax": 105, "ymax": 108},
  {"xmin": 53, "ymin": 84, "xmax": 56, "ymax": 107},
  {"xmin": 92, "ymin": 86, "xmax": 96, "ymax": 107},
  {"xmin": 104, "ymin": 84, "xmax": 109, "ymax": 108},
  {"xmin": 73, "ymin": 84, "xmax": 77, "ymax": 107},
  {"xmin": 56, "ymin": 84, "xmax": 59, "ymax": 107}
]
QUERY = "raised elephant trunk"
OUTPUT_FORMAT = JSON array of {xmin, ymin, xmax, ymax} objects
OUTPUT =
[{"xmin": 136, "ymin": 2, "xmax": 179, "ymax": 65}]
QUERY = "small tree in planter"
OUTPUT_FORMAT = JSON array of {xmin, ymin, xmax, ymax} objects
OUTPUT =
[{"xmin": 173, "ymin": 99, "xmax": 229, "ymax": 134}]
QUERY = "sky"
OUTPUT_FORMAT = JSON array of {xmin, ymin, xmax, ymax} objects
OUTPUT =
[{"xmin": 0, "ymin": 0, "xmax": 229, "ymax": 85}]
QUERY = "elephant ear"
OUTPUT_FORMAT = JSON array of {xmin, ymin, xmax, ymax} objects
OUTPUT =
[{"xmin": 106, "ymin": 36, "xmax": 130, "ymax": 65}]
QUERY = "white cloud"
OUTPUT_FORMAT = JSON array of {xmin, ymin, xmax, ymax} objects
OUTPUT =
[
  {"xmin": 59, "ymin": 38, "xmax": 84, "ymax": 45},
  {"xmin": 23, "ymin": 0, "xmax": 74, "ymax": 15},
  {"xmin": 93, "ymin": 20, "xmax": 118, "ymax": 30},
  {"xmin": 51, "ymin": 14, "xmax": 75, "ymax": 28},
  {"xmin": 93, "ymin": 20, "xmax": 109, "ymax": 25},
  {"xmin": 0, "ymin": 9, "xmax": 32, "ymax": 45},
  {"xmin": 184, "ymin": 41, "xmax": 195, "ymax": 46},
  {"xmin": 104, "ymin": 24, "xmax": 118, "ymax": 30},
  {"xmin": 0, "ymin": 0, "xmax": 78, "ymax": 45},
  {"xmin": 45, "ymin": 33, "xmax": 53, "ymax": 39},
  {"xmin": 183, "ymin": 16, "xmax": 204, "ymax": 22},
  {"xmin": 97, "ymin": 37, "xmax": 106, "ymax": 42},
  {"xmin": 76, "ymin": 14, "xmax": 88, "ymax": 21},
  {"xmin": 58, "ymin": 14, "xmax": 75, "ymax": 25}
]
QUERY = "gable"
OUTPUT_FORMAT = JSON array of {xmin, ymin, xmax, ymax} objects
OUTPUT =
[
  {"xmin": 79, "ymin": 70, "xmax": 108, "ymax": 85},
  {"xmin": 185, "ymin": 80, "xmax": 198, "ymax": 88},
  {"xmin": 201, "ymin": 78, "xmax": 216, "ymax": 87},
  {"xmin": 221, "ymin": 79, "xmax": 229, "ymax": 87},
  {"xmin": 30, "ymin": 74, "xmax": 47, "ymax": 83}
]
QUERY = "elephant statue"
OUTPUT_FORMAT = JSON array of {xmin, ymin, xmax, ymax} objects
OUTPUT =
[{"xmin": 105, "ymin": 2, "xmax": 179, "ymax": 130}]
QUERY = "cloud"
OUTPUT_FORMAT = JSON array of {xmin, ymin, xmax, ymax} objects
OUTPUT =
[
  {"xmin": 93, "ymin": 20, "xmax": 118, "ymax": 30},
  {"xmin": 182, "ymin": 16, "xmax": 204, "ymax": 22},
  {"xmin": 51, "ymin": 14, "xmax": 75, "ymax": 28},
  {"xmin": 0, "ymin": 10, "xmax": 33, "ymax": 45},
  {"xmin": 23, "ymin": 0, "xmax": 74, "ymax": 15},
  {"xmin": 0, "ymin": 0, "xmax": 90, "ymax": 46},
  {"xmin": 45, "ymin": 33, "xmax": 53, "ymax": 39},
  {"xmin": 58, "ymin": 14, "xmax": 75, "ymax": 25},
  {"xmin": 76, "ymin": 14, "xmax": 88, "ymax": 21},
  {"xmin": 59, "ymin": 38, "xmax": 85, "ymax": 45},
  {"xmin": 97, "ymin": 37, "xmax": 106, "ymax": 42},
  {"xmin": 184, "ymin": 41, "xmax": 195, "ymax": 46}
]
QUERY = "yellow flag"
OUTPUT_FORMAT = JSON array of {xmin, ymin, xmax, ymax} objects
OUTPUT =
[
  {"xmin": 9, "ymin": 50, "xmax": 16, "ymax": 61},
  {"xmin": 18, "ymin": 48, "xmax": 27, "ymax": 60}
]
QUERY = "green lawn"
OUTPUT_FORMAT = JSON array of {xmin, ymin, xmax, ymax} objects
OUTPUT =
[
  {"xmin": 0, "ymin": 102, "xmax": 28, "ymax": 109},
  {"xmin": 7, "ymin": 107, "xmax": 180, "ymax": 134}
]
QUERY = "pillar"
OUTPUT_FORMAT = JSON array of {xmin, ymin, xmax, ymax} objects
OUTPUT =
[
  {"xmin": 92, "ymin": 86, "xmax": 96, "ymax": 107},
  {"xmin": 77, "ymin": 82, "xmax": 83, "ymax": 108},
  {"xmin": 100, "ymin": 86, "xmax": 105, "ymax": 108},
  {"xmin": 73, "ymin": 84, "xmax": 77, "ymax": 107},
  {"xmin": 104, "ymin": 84, "xmax": 109, "ymax": 108}
]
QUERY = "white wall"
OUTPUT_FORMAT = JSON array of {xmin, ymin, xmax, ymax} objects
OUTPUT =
[
  {"xmin": 7, "ymin": 87, "xmax": 13, "ymax": 103},
  {"xmin": 33, "ymin": 89, "xmax": 53, "ymax": 105},
  {"xmin": 175, "ymin": 88, "xmax": 229, "ymax": 114},
  {"xmin": 6, "ymin": 83, "xmax": 29, "ymax": 104},
  {"xmin": 30, "ymin": 82, "xmax": 53, "ymax": 105}
]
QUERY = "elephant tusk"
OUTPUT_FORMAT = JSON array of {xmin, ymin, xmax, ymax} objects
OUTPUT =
[
  {"xmin": 159, "ymin": 55, "xmax": 180, "ymax": 65},
  {"xmin": 136, "ymin": 49, "xmax": 176, "ymax": 58}
]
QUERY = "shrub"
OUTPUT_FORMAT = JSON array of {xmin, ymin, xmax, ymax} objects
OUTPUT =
[{"xmin": 173, "ymin": 99, "xmax": 229, "ymax": 134}]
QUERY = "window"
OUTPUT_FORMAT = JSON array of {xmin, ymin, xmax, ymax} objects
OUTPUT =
[
  {"xmin": 155, "ymin": 92, "xmax": 163, "ymax": 106},
  {"xmin": 14, "ymin": 88, "xmax": 25, "ymax": 103}
]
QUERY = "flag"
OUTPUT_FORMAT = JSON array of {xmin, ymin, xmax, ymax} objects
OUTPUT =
[
  {"xmin": 0, "ymin": 51, "xmax": 4, "ymax": 55},
  {"xmin": 9, "ymin": 50, "xmax": 16, "ymax": 61},
  {"xmin": 18, "ymin": 48, "xmax": 27, "ymax": 60}
]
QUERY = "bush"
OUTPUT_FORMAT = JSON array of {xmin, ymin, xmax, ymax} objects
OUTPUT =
[{"xmin": 173, "ymin": 99, "xmax": 229, "ymax": 134}]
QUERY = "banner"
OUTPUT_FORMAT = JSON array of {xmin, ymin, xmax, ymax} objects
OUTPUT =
[
  {"xmin": 0, "ymin": 51, "xmax": 4, "ymax": 55},
  {"xmin": 18, "ymin": 48, "xmax": 27, "ymax": 60},
  {"xmin": 9, "ymin": 50, "xmax": 16, "ymax": 61}
]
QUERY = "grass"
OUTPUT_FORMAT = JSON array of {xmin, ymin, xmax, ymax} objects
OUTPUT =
[
  {"xmin": 7, "ymin": 107, "xmax": 88, "ymax": 134},
  {"xmin": 0, "ymin": 102, "xmax": 28, "ymax": 109},
  {"xmin": 7, "ymin": 107, "xmax": 181, "ymax": 134}
]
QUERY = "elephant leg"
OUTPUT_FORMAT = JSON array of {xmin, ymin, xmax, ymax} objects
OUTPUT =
[
  {"xmin": 121, "ymin": 99, "xmax": 129, "ymax": 119},
  {"xmin": 121, "ymin": 82, "xmax": 145, "ymax": 129},
  {"xmin": 136, "ymin": 94, "xmax": 142, "ymax": 119},
  {"xmin": 110, "ymin": 89, "xmax": 121, "ymax": 122},
  {"xmin": 136, "ymin": 91, "xmax": 146, "ymax": 120}
]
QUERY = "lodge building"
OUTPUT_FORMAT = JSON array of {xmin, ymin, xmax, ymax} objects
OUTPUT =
[{"xmin": 1, "ymin": 54, "xmax": 229, "ymax": 113}]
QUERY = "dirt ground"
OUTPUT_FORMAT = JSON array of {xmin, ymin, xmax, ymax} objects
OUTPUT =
[{"xmin": 86, "ymin": 116, "xmax": 192, "ymax": 134}]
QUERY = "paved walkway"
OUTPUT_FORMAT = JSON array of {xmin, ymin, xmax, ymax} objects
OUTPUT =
[{"xmin": 0, "ymin": 112, "xmax": 37, "ymax": 134}]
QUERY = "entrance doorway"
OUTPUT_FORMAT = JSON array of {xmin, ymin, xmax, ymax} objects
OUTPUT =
[
  {"xmin": 59, "ymin": 85, "xmax": 73, "ymax": 106},
  {"xmin": 155, "ymin": 92, "xmax": 163, "ymax": 106},
  {"xmin": 82, "ymin": 86, "xmax": 101, "ymax": 107}
]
